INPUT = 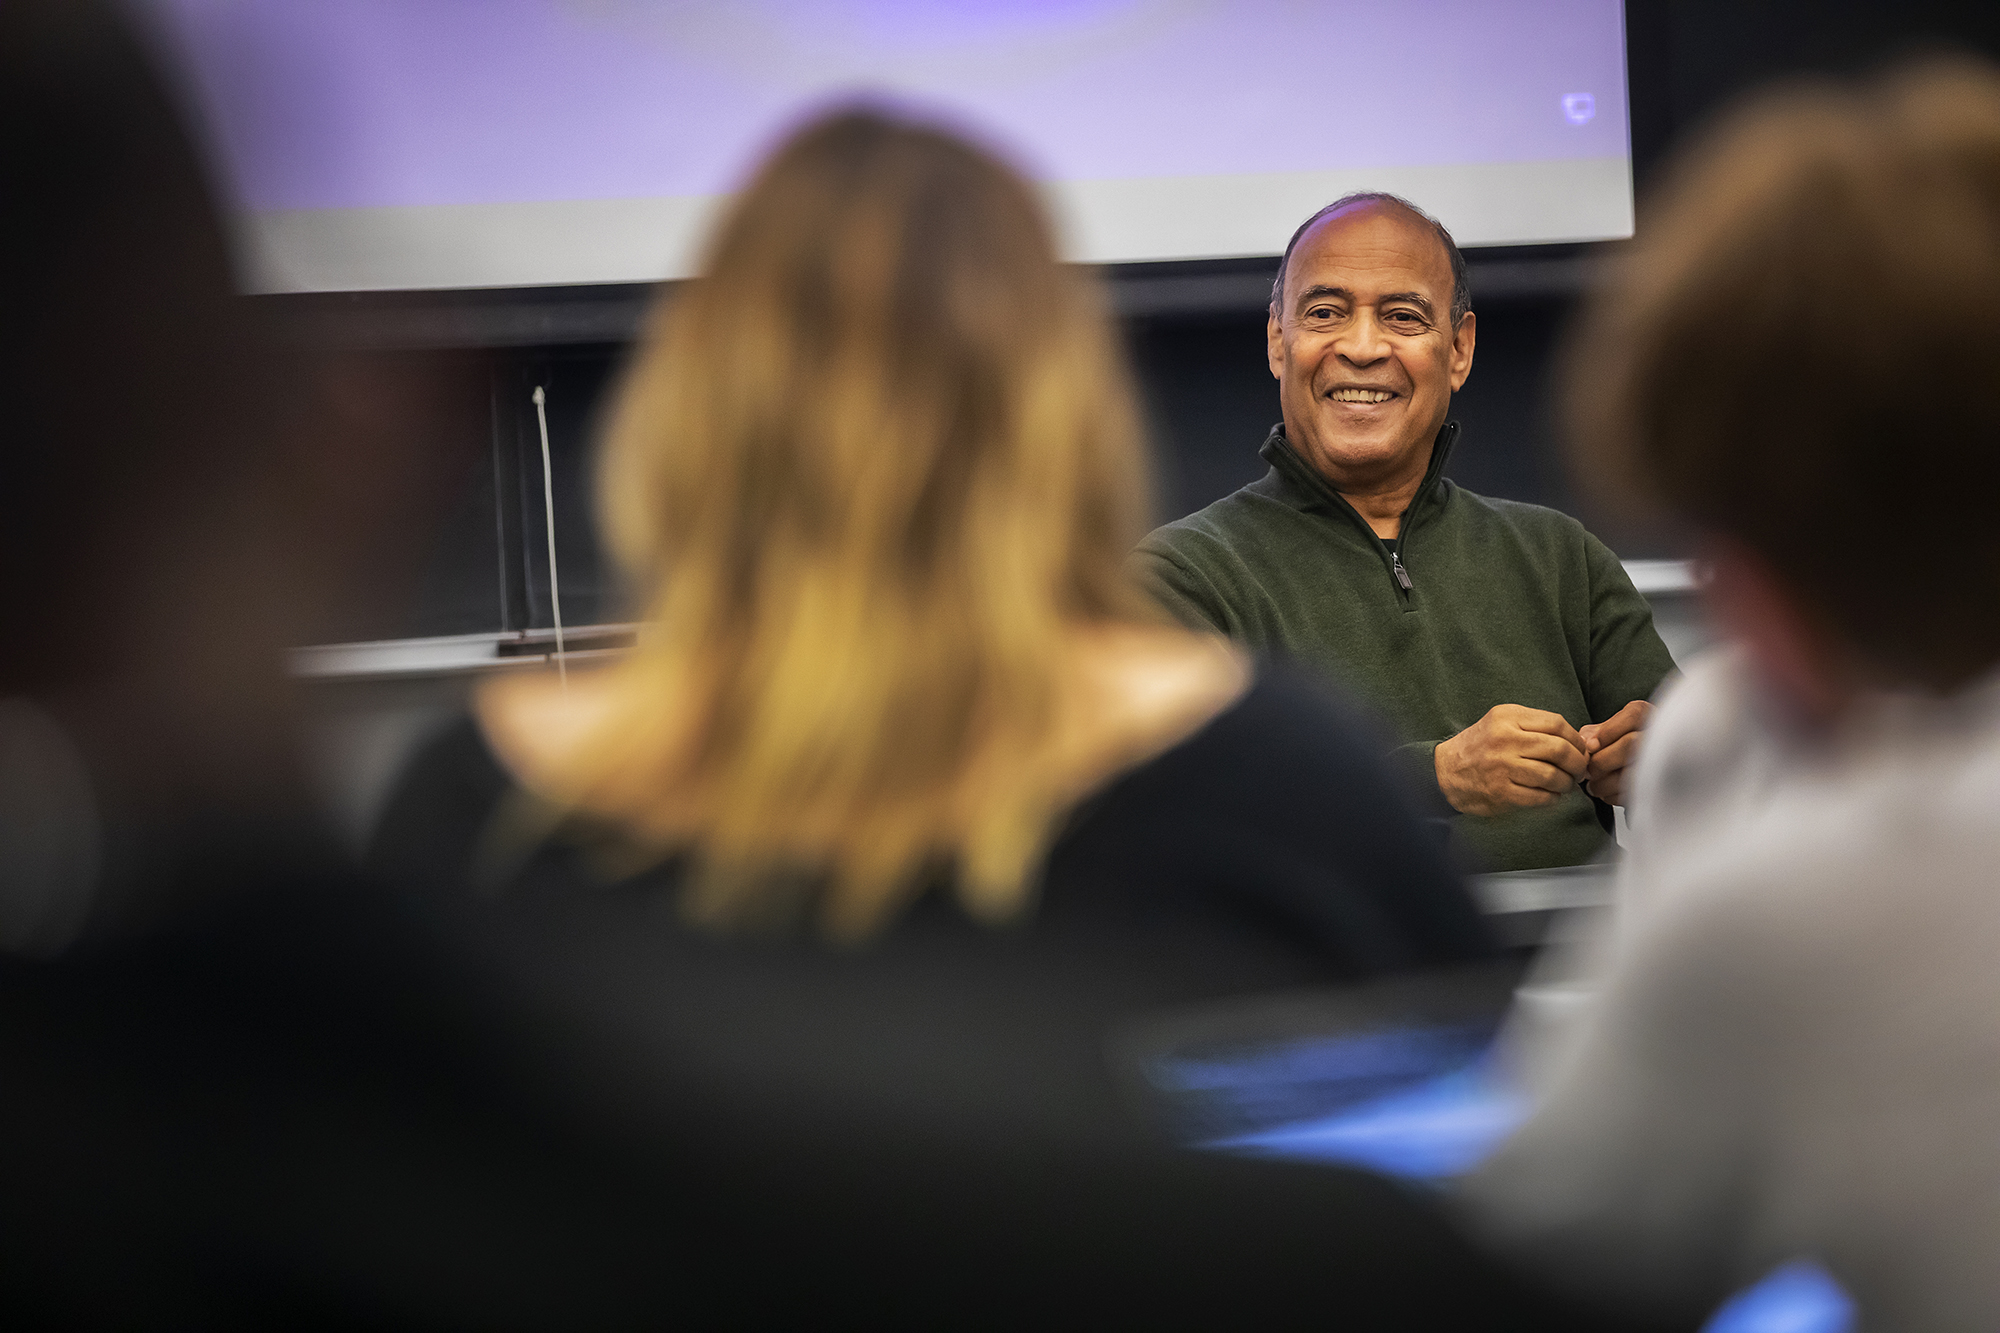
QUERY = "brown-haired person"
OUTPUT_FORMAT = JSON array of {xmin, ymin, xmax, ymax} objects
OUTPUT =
[
  {"xmin": 366, "ymin": 111, "xmax": 1658, "ymax": 1328},
  {"xmin": 1459, "ymin": 60, "xmax": 2000, "ymax": 1330}
]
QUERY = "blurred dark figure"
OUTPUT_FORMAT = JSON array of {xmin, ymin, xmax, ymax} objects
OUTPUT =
[
  {"xmin": 1462, "ymin": 58, "xmax": 2000, "ymax": 1329},
  {"xmin": 0, "ymin": 1, "xmax": 691, "ymax": 1324}
]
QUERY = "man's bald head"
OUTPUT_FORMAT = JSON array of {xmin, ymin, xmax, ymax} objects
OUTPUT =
[{"xmin": 1270, "ymin": 193, "xmax": 1471, "ymax": 327}]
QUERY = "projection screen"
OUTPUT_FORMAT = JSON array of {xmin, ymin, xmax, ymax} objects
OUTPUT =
[{"xmin": 133, "ymin": 0, "xmax": 1634, "ymax": 293}]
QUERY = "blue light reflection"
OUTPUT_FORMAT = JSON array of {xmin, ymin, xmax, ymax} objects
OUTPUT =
[{"xmin": 1170, "ymin": 1026, "xmax": 1857, "ymax": 1333}]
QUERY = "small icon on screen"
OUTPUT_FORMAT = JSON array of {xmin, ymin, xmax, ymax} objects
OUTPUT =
[{"xmin": 1563, "ymin": 93, "xmax": 1596, "ymax": 125}]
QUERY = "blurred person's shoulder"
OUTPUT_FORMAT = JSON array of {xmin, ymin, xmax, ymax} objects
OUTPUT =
[
  {"xmin": 1074, "ymin": 658, "xmax": 1415, "ymax": 808},
  {"xmin": 1585, "ymin": 662, "xmax": 2000, "ymax": 1318},
  {"xmin": 367, "ymin": 710, "xmax": 511, "ymax": 896},
  {"xmin": 1622, "ymin": 648, "xmax": 2000, "ymax": 961},
  {"xmin": 1186, "ymin": 657, "xmax": 1401, "ymax": 761},
  {"xmin": 1612, "ymin": 648, "xmax": 1830, "ymax": 939},
  {"xmin": 1620, "ymin": 649, "xmax": 1781, "ymax": 881},
  {"xmin": 1044, "ymin": 659, "xmax": 1493, "ymax": 979}
]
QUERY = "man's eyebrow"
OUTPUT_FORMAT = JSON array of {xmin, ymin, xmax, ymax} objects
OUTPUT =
[
  {"xmin": 1378, "ymin": 291, "xmax": 1436, "ymax": 318},
  {"xmin": 1292, "ymin": 285, "xmax": 1438, "ymax": 319},
  {"xmin": 1292, "ymin": 284, "xmax": 1351, "ymax": 311}
]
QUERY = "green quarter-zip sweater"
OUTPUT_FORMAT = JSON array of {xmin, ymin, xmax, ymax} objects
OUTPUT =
[{"xmin": 1133, "ymin": 422, "xmax": 1677, "ymax": 872}]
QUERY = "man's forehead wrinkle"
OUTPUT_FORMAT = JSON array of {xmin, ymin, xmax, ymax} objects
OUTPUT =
[
  {"xmin": 1291, "ymin": 253, "xmax": 1442, "ymax": 291},
  {"xmin": 1290, "ymin": 205, "xmax": 1452, "ymax": 304},
  {"xmin": 1288, "ymin": 241, "xmax": 1446, "ymax": 309}
]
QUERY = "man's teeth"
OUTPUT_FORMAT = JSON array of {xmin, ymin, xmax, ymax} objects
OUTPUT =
[{"xmin": 1328, "ymin": 388, "xmax": 1395, "ymax": 403}]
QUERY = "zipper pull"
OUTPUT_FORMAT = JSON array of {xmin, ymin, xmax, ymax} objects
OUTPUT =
[{"xmin": 1391, "ymin": 549, "xmax": 1413, "ymax": 591}]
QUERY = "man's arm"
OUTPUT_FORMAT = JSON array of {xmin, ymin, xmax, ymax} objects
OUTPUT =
[
  {"xmin": 1578, "ymin": 536, "xmax": 1681, "ymax": 805},
  {"xmin": 1423, "ymin": 536, "xmax": 1673, "ymax": 817},
  {"xmin": 1584, "ymin": 537, "xmax": 1680, "ymax": 714}
]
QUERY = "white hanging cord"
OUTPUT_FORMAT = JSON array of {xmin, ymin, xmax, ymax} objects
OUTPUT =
[{"xmin": 532, "ymin": 385, "xmax": 568, "ymax": 688}]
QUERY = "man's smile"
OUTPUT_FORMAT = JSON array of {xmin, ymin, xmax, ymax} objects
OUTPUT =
[{"xmin": 1324, "ymin": 386, "xmax": 1401, "ymax": 405}]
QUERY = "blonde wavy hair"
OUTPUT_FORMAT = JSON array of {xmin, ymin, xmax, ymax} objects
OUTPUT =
[{"xmin": 545, "ymin": 109, "xmax": 1163, "ymax": 936}]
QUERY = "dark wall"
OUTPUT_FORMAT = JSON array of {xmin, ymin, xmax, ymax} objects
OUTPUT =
[
  {"xmin": 347, "ymin": 0, "xmax": 2000, "ymax": 643},
  {"xmin": 390, "ymin": 292, "xmax": 1611, "ymax": 642},
  {"xmin": 1127, "ymin": 310, "xmax": 1271, "ymax": 528},
  {"xmin": 397, "ymin": 346, "xmax": 627, "ymax": 638},
  {"xmin": 1626, "ymin": 0, "xmax": 2000, "ymax": 191}
]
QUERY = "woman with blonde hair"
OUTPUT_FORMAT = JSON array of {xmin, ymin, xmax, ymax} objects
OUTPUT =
[{"xmin": 374, "ymin": 109, "xmax": 1490, "ymax": 1115}]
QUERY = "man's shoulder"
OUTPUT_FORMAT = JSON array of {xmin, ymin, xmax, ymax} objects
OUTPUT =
[
  {"xmin": 1443, "ymin": 483, "xmax": 1594, "ymax": 540},
  {"xmin": 1137, "ymin": 470, "xmax": 1298, "ymax": 565},
  {"xmin": 1437, "ymin": 484, "xmax": 1626, "ymax": 580}
]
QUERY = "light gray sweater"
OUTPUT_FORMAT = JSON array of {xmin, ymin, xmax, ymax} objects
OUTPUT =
[{"xmin": 1462, "ymin": 648, "xmax": 2000, "ymax": 1331}]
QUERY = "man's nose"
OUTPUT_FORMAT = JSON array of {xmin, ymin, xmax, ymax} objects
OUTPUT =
[{"xmin": 1335, "ymin": 308, "xmax": 1390, "ymax": 366}]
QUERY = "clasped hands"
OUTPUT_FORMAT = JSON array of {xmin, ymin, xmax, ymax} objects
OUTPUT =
[{"xmin": 1434, "ymin": 700, "xmax": 1652, "ymax": 817}]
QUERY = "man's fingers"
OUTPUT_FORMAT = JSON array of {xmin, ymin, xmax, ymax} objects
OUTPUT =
[
  {"xmin": 1511, "ymin": 755, "xmax": 1579, "ymax": 795},
  {"xmin": 1509, "ymin": 707, "xmax": 1587, "ymax": 755},
  {"xmin": 1586, "ymin": 731, "xmax": 1644, "ymax": 783},
  {"xmin": 1517, "ymin": 730, "xmax": 1588, "ymax": 779},
  {"xmin": 1503, "ymin": 779, "xmax": 1564, "ymax": 807},
  {"xmin": 1592, "ymin": 699, "xmax": 1653, "ymax": 747},
  {"xmin": 1510, "ymin": 706, "xmax": 1583, "ymax": 737},
  {"xmin": 1449, "ymin": 706, "xmax": 1616, "ymax": 813}
]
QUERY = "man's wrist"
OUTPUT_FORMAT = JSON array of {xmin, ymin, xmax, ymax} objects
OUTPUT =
[
  {"xmin": 1429, "ymin": 735, "xmax": 1471, "ymax": 815},
  {"xmin": 1390, "ymin": 738, "xmax": 1453, "ymax": 815}
]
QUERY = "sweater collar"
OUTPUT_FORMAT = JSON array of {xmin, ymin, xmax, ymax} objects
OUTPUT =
[{"xmin": 1258, "ymin": 419, "xmax": 1459, "ymax": 531}]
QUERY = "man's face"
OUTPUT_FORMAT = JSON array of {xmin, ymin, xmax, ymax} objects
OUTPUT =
[{"xmin": 1266, "ymin": 202, "xmax": 1476, "ymax": 492}]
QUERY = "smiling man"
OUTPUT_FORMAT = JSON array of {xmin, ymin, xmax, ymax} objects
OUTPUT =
[{"xmin": 1133, "ymin": 194, "xmax": 1675, "ymax": 870}]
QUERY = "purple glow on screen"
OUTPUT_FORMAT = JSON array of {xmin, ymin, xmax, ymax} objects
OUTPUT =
[{"xmin": 136, "ymin": 0, "xmax": 1629, "ymax": 213}]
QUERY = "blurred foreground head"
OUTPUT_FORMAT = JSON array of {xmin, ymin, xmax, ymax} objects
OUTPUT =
[
  {"xmin": 1, "ymin": 0, "xmax": 472, "ymax": 946},
  {"xmin": 1569, "ymin": 58, "xmax": 2000, "ymax": 701},
  {"xmin": 564, "ymin": 109, "xmax": 1160, "ymax": 933},
  {"xmin": 0, "ymin": 0, "xmax": 328, "ymax": 944},
  {"xmin": 1, "ymin": 0, "xmax": 294, "ymax": 693}
]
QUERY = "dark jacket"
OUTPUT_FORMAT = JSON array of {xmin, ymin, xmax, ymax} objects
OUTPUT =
[{"xmin": 1133, "ymin": 423, "xmax": 1676, "ymax": 872}]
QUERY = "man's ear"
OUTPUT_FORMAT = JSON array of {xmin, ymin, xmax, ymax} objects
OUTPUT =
[
  {"xmin": 1448, "ymin": 310, "xmax": 1476, "ymax": 391},
  {"xmin": 1266, "ymin": 308, "xmax": 1284, "ymax": 380},
  {"xmin": 1700, "ymin": 536, "xmax": 1854, "ymax": 724}
]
